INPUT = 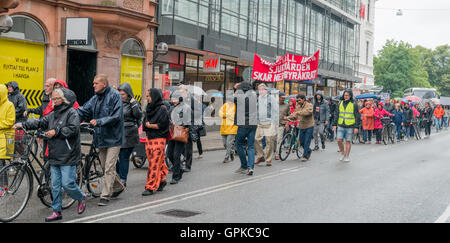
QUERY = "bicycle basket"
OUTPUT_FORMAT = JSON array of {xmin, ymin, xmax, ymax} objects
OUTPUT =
[
  {"xmin": 12, "ymin": 130, "xmax": 33, "ymax": 156},
  {"xmin": 2, "ymin": 132, "xmax": 16, "ymax": 157},
  {"xmin": 380, "ymin": 117, "xmax": 391, "ymax": 126}
]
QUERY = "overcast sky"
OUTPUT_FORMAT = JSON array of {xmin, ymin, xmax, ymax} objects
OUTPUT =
[{"xmin": 374, "ymin": 0, "xmax": 450, "ymax": 55}]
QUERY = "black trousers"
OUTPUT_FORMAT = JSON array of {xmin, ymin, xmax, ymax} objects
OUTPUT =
[
  {"xmin": 374, "ymin": 129, "xmax": 382, "ymax": 142},
  {"xmin": 425, "ymin": 120, "xmax": 432, "ymax": 136},
  {"xmin": 184, "ymin": 137, "xmax": 193, "ymax": 169},
  {"xmin": 167, "ymin": 140, "xmax": 184, "ymax": 181}
]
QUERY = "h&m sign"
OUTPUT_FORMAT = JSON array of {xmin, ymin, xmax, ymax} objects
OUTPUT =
[{"xmin": 203, "ymin": 55, "xmax": 220, "ymax": 73}]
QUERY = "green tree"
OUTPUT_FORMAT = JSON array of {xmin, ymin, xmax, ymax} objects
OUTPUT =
[{"xmin": 374, "ymin": 40, "xmax": 431, "ymax": 97}]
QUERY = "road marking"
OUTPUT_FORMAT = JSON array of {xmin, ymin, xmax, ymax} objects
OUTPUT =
[
  {"xmin": 435, "ymin": 204, "xmax": 450, "ymax": 223},
  {"xmin": 65, "ymin": 166, "xmax": 303, "ymax": 223}
]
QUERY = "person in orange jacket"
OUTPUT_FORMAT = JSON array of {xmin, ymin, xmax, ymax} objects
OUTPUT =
[
  {"xmin": 434, "ymin": 104, "xmax": 445, "ymax": 132},
  {"xmin": 359, "ymin": 100, "xmax": 374, "ymax": 144}
]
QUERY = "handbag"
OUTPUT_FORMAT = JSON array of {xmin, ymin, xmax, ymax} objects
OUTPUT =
[
  {"xmin": 172, "ymin": 125, "xmax": 189, "ymax": 143},
  {"xmin": 199, "ymin": 125, "xmax": 207, "ymax": 137}
]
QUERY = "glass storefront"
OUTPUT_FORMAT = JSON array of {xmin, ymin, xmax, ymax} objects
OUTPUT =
[{"xmin": 155, "ymin": 49, "xmax": 250, "ymax": 101}]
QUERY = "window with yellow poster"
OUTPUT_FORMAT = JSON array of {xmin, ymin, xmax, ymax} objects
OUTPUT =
[
  {"xmin": 120, "ymin": 55, "xmax": 143, "ymax": 103},
  {"xmin": 0, "ymin": 38, "xmax": 45, "ymax": 109}
]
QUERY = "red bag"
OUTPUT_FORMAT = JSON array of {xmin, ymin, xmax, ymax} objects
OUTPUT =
[{"xmin": 166, "ymin": 121, "xmax": 174, "ymax": 141}]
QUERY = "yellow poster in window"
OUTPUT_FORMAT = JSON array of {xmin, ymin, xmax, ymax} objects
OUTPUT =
[
  {"xmin": 120, "ymin": 56, "xmax": 143, "ymax": 102},
  {"xmin": 0, "ymin": 38, "xmax": 45, "ymax": 109}
]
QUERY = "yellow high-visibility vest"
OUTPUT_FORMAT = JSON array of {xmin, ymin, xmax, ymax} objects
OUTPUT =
[{"xmin": 338, "ymin": 101, "xmax": 356, "ymax": 126}]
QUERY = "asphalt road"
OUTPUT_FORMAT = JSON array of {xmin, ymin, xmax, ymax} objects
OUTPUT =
[{"xmin": 9, "ymin": 129, "xmax": 450, "ymax": 223}]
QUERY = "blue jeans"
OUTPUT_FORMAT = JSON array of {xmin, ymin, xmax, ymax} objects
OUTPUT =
[
  {"xmin": 50, "ymin": 165, "xmax": 84, "ymax": 212},
  {"xmin": 444, "ymin": 117, "xmax": 449, "ymax": 129},
  {"xmin": 299, "ymin": 127, "xmax": 314, "ymax": 159},
  {"xmin": 363, "ymin": 130, "xmax": 372, "ymax": 142},
  {"xmin": 327, "ymin": 120, "xmax": 335, "ymax": 140},
  {"xmin": 394, "ymin": 123, "xmax": 402, "ymax": 140},
  {"xmin": 435, "ymin": 118, "xmax": 442, "ymax": 132},
  {"xmin": 236, "ymin": 127, "xmax": 256, "ymax": 170},
  {"xmin": 116, "ymin": 147, "xmax": 134, "ymax": 182},
  {"xmin": 336, "ymin": 127, "xmax": 353, "ymax": 141}
]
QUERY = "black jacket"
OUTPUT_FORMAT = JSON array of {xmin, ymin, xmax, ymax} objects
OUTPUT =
[
  {"xmin": 23, "ymin": 89, "xmax": 81, "ymax": 166},
  {"xmin": 233, "ymin": 82, "xmax": 257, "ymax": 128},
  {"xmin": 77, "ymin": 86, "xmax": 124, "ymax": 148},
  {"xmin": 119, "ymin": 83, "xmax": 143, "ymax": 148},
  {"xmin": 403, "ymin": 107, "xmax": 413, "ymax": 123},
  {"xmin": 313, "ymin": 92, "xmax": 329, "ymax": 124},
  {"xmin": 6, "ymin": 81, "xmax": 27, "ymax": 123},
  {"xmin": 423, "ymin": 107, "xmax": 433, "ymax": 122},
  {"xmin": 143, "ymin": 88, "xmax": 170, "ymax": 140}
]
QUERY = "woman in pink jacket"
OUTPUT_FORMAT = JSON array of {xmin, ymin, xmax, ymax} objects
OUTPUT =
[{"xmin": 374, "ymin": 102, "xmax": 393, "ymax": 144}]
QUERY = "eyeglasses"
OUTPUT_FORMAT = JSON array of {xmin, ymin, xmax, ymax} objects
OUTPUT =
[{"xmin": 51, "ymin": 97, "xmax": 62, "ymax": 101}]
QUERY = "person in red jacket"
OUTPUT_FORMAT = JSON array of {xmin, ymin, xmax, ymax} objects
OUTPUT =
[
  {"xmin": 374, "ymin": 102, "xmax": 393, "ymax": 144},
  {"xmin": 359, "ymin": 100, "xmax": 374, "ymax": 144},
  {"xmin": 43, "ymin": 80, "xmax": 80, "ymax": 117},
  {"xmin": 433, "ymin": 104, "xmax": 444, "ymax": 132}
]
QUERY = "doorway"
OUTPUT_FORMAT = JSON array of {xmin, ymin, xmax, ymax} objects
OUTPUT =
[{"xmin": 67, "ymin": 49, "xmax": 97, "ymax": 105}]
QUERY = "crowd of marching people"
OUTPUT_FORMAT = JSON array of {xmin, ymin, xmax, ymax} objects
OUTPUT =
[{"xmin": 1, "ymin": 77, "xmax": 449, "ymax": 222}]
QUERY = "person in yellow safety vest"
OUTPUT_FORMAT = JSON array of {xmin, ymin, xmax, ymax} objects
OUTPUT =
[{"xmin": 332, "ymin": 89, "xmax": 361, "ymax": 163}]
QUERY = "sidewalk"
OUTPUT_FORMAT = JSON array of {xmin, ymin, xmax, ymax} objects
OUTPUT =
[{"xmin": 193, "ymin": 130, "xmax": 224, "ymax": 153}]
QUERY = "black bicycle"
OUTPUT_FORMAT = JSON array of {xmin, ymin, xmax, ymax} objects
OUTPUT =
[
  {"xmin": 279, "ymin": 123, "xmax": 302, "ymax": 161},
  {"xmin": 0, "ymin": 128, "xmax": 81, "ymax": 222},
  {"xmin": 412, "ymin": 119, "xmax": 422, "ymax": 140},
  {"xmin": 381, "ymin": 117, "xmax": 396, "ymax": 145},
  {"xmin": 79, "ymin": 123, "xmax": 105, "ymax": 198}
]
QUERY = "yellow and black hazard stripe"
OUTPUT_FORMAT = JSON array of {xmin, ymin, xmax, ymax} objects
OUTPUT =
[
  {"xmin": 134, "ymin": 95, "xmax": 142, "ymax": 103},
  {"xmin": 21, "ymin": 89, "xmax": 43, "ymax": 108}
]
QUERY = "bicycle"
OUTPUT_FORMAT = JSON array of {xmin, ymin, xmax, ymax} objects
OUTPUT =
[
  {"xmin": 0, "ymin": 128, "xmax": 81, "ymax": 222},
  {"xmin": 381, "ymin": 117, "xmax": 396, "ymax": 145},
  {"xmin": 278, "ymin": 123, "xmax": 302, "ymax": 161},
  {"xmin": 412, "ymin": 118, "xmax": 422, "ymax": 140},
  {"xmin": 79, "ymin": 123, "xmax": 105, "ymax": 198},
  {"xmin": 351, "ymin": 124, "xmax": 364, "ymax": 144}
]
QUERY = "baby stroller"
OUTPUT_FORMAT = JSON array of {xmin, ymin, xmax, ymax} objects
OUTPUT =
[
  {"xmin": 130, "ymin": 125, "xmax": 147, "ymax": 168},
  {"xmin": 130, "ymin": 125, "xmax": 183, "ymax": 171}
]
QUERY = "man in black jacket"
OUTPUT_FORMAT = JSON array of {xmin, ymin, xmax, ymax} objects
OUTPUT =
[
  {"xmin": 403, "ymin": 103, "xmax": 414, "ymax": 141},
  {"xmin": 77, "ymin": 74, "xmax": 125, "ymax": 206},
  {"xmin": 6, "ymin": 81, "xmax": 27, "ymax": 123}
]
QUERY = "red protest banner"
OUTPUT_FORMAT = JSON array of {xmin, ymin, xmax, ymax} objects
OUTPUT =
[{"xmin": 252, "ymin": 50, "xmax": 320, "ymax": 82}]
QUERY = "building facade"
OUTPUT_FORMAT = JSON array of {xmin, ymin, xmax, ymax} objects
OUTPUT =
[
  {"xmin": 355, "ymin": 0, "xmax": 375, "ymax": 92},
  {"xmin": 0, "ymin": 0, "xmax": 158, "ymax": 107},
  {"xmin": 155, "ymin": 0, "xmax": 364, "ymax": 98}
]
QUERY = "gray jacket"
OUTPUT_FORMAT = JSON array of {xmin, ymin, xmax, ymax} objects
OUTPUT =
[
  {"xmin": 313, "ymin": 92, "xmax": 329, "ymax": 124},
  {"xmin": 119, "ymin": 83, "xmax": 142, "ymax": 148}
]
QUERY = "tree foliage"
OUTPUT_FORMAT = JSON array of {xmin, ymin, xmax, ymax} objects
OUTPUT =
[{"xmin": 374, "ymin": 40, "xmax": 431, "ymax": 97}]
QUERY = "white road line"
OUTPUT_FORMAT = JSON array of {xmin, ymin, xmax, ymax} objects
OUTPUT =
[
  {"xmin": 65, "ymin": 166, "xmax": 303, "ymax": 223},
  {"xmin": 435, "ymin": 204, "xmax": 450, "ymax": 223}
]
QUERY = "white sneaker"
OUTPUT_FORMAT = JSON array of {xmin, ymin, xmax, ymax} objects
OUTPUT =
[
  {"xmin": 343, "ymin": 157, "xmax": 350, "ymax": 163},
  {"xmin": 339, "ymin": 154, "xmax": 345, "ymax": 162}
]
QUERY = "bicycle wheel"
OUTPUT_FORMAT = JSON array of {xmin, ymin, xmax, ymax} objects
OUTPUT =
[
  {"xmin": 86, "ymin": 156, "xmax": 104, "ymax": 198},
  {"xmin": 131, "ymin": 153, "xmax": 146, "ymax": 169},
  {"xmin": 38, "ymin": 164, "xmax": 83, "ymax": 210},
  {"xmin": 389, "ymin": 125, "xmax": 396, "ymax": 144},
  {"xmin": 415, "ymin": 124, "xmax": 422, "ymax": 140},
  {"xmin": 296, "ymin": 138, "xmax": 303, "ymax": 159},
  {"xmin": 382, "ymin": 128, "xmax": 388, "ymax": 145},
  {"xmin": 279, "ymin": 133, "xmax": 293, "ymax": 161},
  {"xmin": 0, "ymin": 162, "xmax": 33, "ymax": 223}
]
